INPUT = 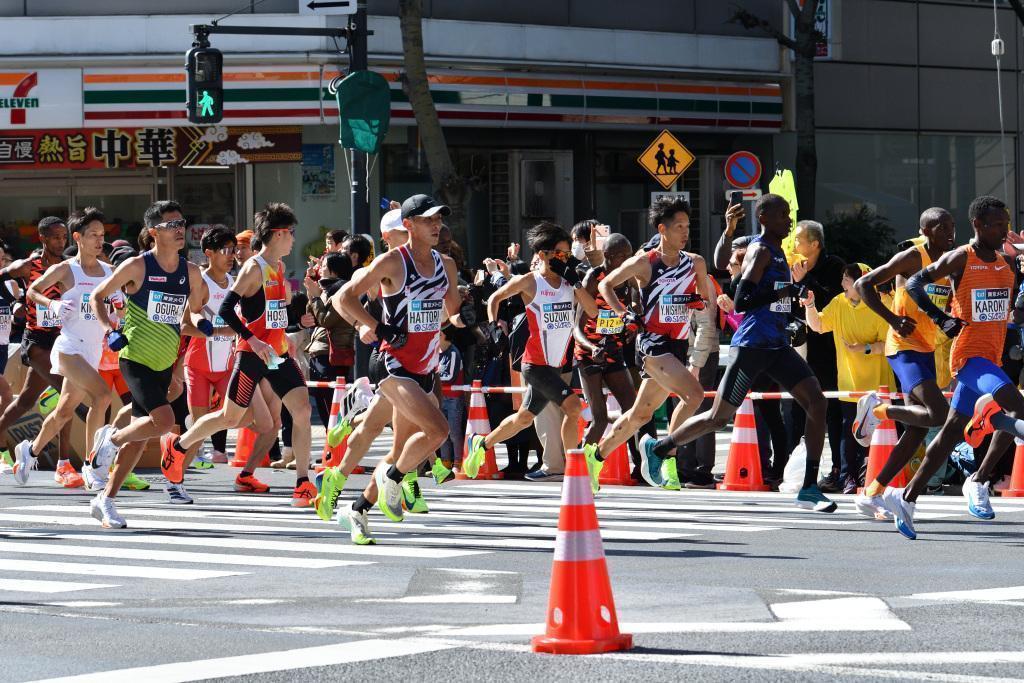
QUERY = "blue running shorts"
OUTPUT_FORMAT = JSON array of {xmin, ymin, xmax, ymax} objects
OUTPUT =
[
  {"xmin": 951, "ymin": 357, "xmax": 1014, "ymax": 417},
  {"xmin": 886, "ymin": 350, "xmax": 937, "ymax": 395}
]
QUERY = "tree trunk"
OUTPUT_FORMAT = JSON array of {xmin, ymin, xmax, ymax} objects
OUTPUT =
[
  {"xmin": 793, "ymin": 1, "xmax": 818, "ymax": 220},
  {"xmin": 397, "ymin": 0, "xmax": 468, "ymax": 242}
]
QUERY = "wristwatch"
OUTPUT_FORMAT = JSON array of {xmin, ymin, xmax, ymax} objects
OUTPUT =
[{"xmin": 864, "ymin": 344, "xmax": 871, "ymax": 355}]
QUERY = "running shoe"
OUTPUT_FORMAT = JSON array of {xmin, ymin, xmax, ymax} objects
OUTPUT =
[
  {"xmin": 374, "ymin": 465, "xmax": 404, "ymax": 522},
  {"xmin": 524, "ymin": 468, "xmax": 563, "ymax": 482},
  {"xmin": 401, "ymin": 472, "xmax": 429, "ymax": 514},
  {"xmin": 638, "ymin": 434, "xmax": 666, "ymax": 488},
  {"xmin": 962, "ymin": 472, "xmax": 995, "ymax": 520},
  {"xmin": 0, "ymin": 460, "xmax": 11, "ymax": 476},
  {"xmin": 339, "ymin": 505, "xmax": 376, "ymax": 545},
  {"xmin": 291, "ymin": 480, "xmax": 318, "ymax": 508},
  {"xmin": 210, "ymin": 450, "xmax": 228, "ymax": 464},
  {"xmin": 882, "ymin": 486, "xmax": 916, "ymax": 539},
  {"xmin": 854, "ymin": 493, "xmax": 892, "ymax": 521},
  {"xmin": 794, "ymin": 485, "xmax": 838, "ymax": 513},
  {"xmin": 964, "ymin": 394, "xmax": 1000, "ymax": 449},
  {"xmin": 852, "ymin": 391, "xmax": 882, "ymax": 447},
  {"xmin": 191, "ymin": 451, "xmax": 214, "ymax": 470},
  {"xmin": 92, "ymin": 425, "xmax": 119, "ymax": 472},
  {"xmin": 120, "ymin": 471, "xmax": 150, "ymax": 491},
  {"xmin": 81, "ymin": 463, "xmax": 108, "ymax": 492},
  {"xmin": 582, "ymin": 443, "xmax": 604, "ymax": 494},
  {"xmin": 164, "ymin": 482, "xmax": 194, "ymax": 505},
  {"xmin": 1, "ymin": 449, "xmax": 12, "ymax": 466},
  {"xmin": 326, "ymin": 417, "xmax": 353, "ymax": 450},
  {"xmin": 431, "ymin": 458, "xmax": 454, "ymax": 485},
  {"xmin": 90, "ymin": 493, "xmax": 126, "ymax": 529},
  {"xmin": 661, "ymin": 457, "xmax": 681, "ymax": 491},
  {"xmin": 159, "ymin": 433, "xmax": 187, "ymax": 485},
  {"xmin": 313, "ymin": 468, "xmax": 347, "ymax": 522},
  {"xmin": 462, "ymin": 433, "xmax": 486, "ymax": 479},
  {"xmin": 54, "ymin": 461, "xmax": 84, "ymax": 488},
  {"xmin": 12, "ymin": 440, "xmax": 37, "ymax": 486},
  {"xmin": 235, "ymin": 472, "xmax": 270, "ymax": 493}
]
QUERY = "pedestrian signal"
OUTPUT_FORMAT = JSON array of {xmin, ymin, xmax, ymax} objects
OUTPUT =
[{"xmin": 186, "ymin": 47, "xmax": 223, "ymax": 124}]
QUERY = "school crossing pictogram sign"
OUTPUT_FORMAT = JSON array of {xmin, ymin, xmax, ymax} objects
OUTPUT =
[{"xmin": 637, "ymin": 130, "xmax": 694, "ymax": 190}]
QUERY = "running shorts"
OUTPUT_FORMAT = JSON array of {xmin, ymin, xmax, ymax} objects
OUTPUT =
[
  {"xmin": 100, "ymin": 367, "xmax": 129, "ymax": 397},
  {"xmin": 120, "ymin": 357, "xmax": 174, "ymax": 418},
  {"xmin": 370, "ymin": 348, "xmax": 434, "ymax": 394},
  {"xmin": 718, "ymin": 346, "xmax": 815, "ymax": 407},
  {"xmin": 522, "ymin": 363, "xmax": 574, "ymax": 415},
  {"xmin": 21, "ymin": 328, "xmax": 59, "ymax": 367},
  {"xmin": 635, "ymin": 331, "xmax": 688, "ymax": 380},
  {"xmin": 226, "ymin": 350, "xmax": 305, "ymax": 408},
  {"xmin": 51, "ymin": 334, "xmax": 103, "ymax": 375},
  {"xmin": 575, "ymin": 351, "xmax": 627, "ymax": 378},
  {"xmin": 185, "ymin": 365, "xmax": 231, "ymax": 409},
  {"xmin": 951, "ymin": 356, "xmax": 1013, "ymax": 417},
  {"xmin": 0, "ymin": 344, "xmax": 8, "ymax": 375},
  {"xmin": 886, "ymin": 350, "xmax": 937, "ymax": 395}
]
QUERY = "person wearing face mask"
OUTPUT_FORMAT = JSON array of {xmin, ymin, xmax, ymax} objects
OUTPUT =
[{"xmin": 570, "ymin": 219, "xmax": 604, "ymax": 277}]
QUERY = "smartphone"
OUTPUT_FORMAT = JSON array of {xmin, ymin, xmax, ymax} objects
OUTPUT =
[
  {"xmin": 379, "ymin": 197, "xmax": 391, "ymax": 210},
  {"xmin": 729, "ymin": 191, "xmax": 743, "ymax": 206},
  {"xmin": 594, "ymin": 223, "xmax": 610, "ymax": 250}
]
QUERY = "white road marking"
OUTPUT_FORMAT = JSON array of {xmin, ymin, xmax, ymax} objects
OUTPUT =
[
  {"xmin": 0, "ymin": 558, "xmax": 243, "ymax": 581},
  {"xmin": 356, "ymin": 594, "xmax": 518, "ymax": 604},
  {"xmin": 0, "ymin": 578, "xmax": 117, "ymax": 593},
  {"xmin": 29, "ymin": 637, "xmax": 459, "ymax": 683},
  {"xmin": 908, "ymin": 585, "xmax": 1024, "ymax": 602},
  {"xmin": 44, "ymin": 601, "xmax": 121, "ymax": 607}
]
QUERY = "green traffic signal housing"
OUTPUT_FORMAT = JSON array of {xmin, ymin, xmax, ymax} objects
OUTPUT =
[{"xmin": 186, "ymin": 46, "xmax": 224, "ymax": 124}]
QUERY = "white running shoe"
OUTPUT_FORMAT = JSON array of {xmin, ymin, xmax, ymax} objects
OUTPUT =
[
  {"xmin": 92, "ymin": 425, "xmax": 118, "ymax": 471},
  {"xmin": 373, "ymin": 466, "xmax": 405, "ymax": 522},
  {"xmin": 90, "ymin": 493, "xmax": 126, "ymax": 529},
  {"xmin": 854, "ymin": 493, "xmax": 893, "ymax": 520},
  {"xmin": 962, "ymin": 473, "xmax": 995, "ymax": 520},
  {"xmin": 852, "ymin": 392, "xmax": 882, "ymax": 447},
  {"xmin": 343, "ymin": 377, "xmax": 375, "ymax": 420},
  {"xmin": 81, "ymin": 463, "xmax": 109, "ymax": 492},
  {"xmin": 12, "ymin": 440, "xmax": 37, "ymax": 486},
  {"xmin": 338, "ymin": 505, "xmax": 376, "ymax": 545},
  {"xmin": 881, "ymin": 487, "xmax": 916, "ymax": 539},
  {"xmin": 210, "ymin": 449, "xmax": 228, "ymax": 464},
  {"xmin": 164, "ymin": 482, "xmax": 194, "ymax": 505}
]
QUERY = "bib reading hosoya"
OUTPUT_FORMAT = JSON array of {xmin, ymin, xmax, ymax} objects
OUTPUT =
[
  {"xmin": 147, "ymin": 291, "xmax": 187, "ymax": 324},
  {"xmin": 266, "ymin": 299, "xmax": 288, "ymax": 330},
  {"xmin": 542, "ymin": 301, "xmax": 573, "ymax": 330},
  {"xmin": 971, "ymin": 288, "xmax": 1009, "ymax": 323},
  {"xmin": 409, "ymin": 299, "xmax": 443, "ymax": 333},
  {"xmin": 596, "ymin": 309, "xmax": 624, "ymax": 335}
]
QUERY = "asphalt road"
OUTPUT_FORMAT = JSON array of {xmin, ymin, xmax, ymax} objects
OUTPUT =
[{"xmin": 3, "ymin": 434, "xmax": 1024, "ymax": 683}]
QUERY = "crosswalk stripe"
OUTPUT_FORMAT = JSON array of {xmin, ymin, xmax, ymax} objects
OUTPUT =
[
  {"xmin": 0, "ymin": 578, "xmax": 118, "ymax": 593},
  {"xmin": 0, "ymin": 541, "xmax": 371, "ymax": 569},
  {"xmin": 422, "ymin": 510, "xmax": 778, "ymax": 533},
  {"xmin": 0, "ymin": 558, "xmax": 242, "ymax": 580}
]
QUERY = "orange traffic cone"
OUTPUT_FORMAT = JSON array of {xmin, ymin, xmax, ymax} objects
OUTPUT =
[
  {"xmin": 860, "ymin": 387, "xmax": 904, "ymax": 491},
  {"xmin": 231, "ymin": 427, "xmax": 269, "ymax": 468},
  {"xmin": 532, "ymin": 449, "xmax": 632, "ymax": 655},
  {"xmin": 597, "ymin": 429, "xmax": 636, "ymax": 487},
  {"xmin": 717, "ymin": 397, "xmax": 769, "ymax": 491},
  {"xmin": 1002, "ymin": 438, "xmax": 1024, "ymax": 497},
  {"xmin": 456, "ymin": 380, "xmax": 503, "ymax": 480},
  {"xmin": 318, "ymin": 383, "xmax": 346, "ymax": 470}
]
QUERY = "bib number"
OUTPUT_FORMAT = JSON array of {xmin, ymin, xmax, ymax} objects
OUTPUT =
[
  {"xmin": 36, "ymin": 304, "xmax": 61, "ymax": 328},
  {"xmin": 541, "ymin": 301, "xmax": 573, "ymax": 330},
  {"xmin": 658, "ymin": 294, "xmax": 690, "ymax": 324},
  {"xmin": 770, "ymin": 281, "xmax": 792, "ymax": 313},
  {"xmin": 79, "ymin": 293, "xmax": 97, "ymax": 321},
  {"xmin": 596, "ymin": 309, "xmax": 624, "ymax": 335},
  {"xmin": 266, "ymin": 299, "xmax": 288, "ymax": 329},
  {"xmin": 146, "ymin": 291, "xmax": 186, "ymax": 324},
  {"xmin": 0, "ymin": 304, "xmax": 11, "ymax": 331},
  {"xmin": 409, "ymin": 299, "xmax": 443, "ymax": 333},
  {"xmin": 971, "ymin": 288, "xmax": 1009, "ymax": 323},
  {"xmin": 926, "ymin": 283, "xmax": 951, "ymax": 311}
]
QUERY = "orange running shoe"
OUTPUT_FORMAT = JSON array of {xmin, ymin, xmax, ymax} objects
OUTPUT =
[
  {"xmin": 159, "ymin": 433, "xmax": 187, "ymax": 484},
  {"xmin": 291, "ymin": 480, "xmax": 317, "ymax": 508},
  {"xmin": 54, "ymin": 461, "xmax": 84, "ymax": 488},
  {"xmin": 234, "ymin": 472, "xmax": 270, "ymax": 493},
  {"xmin": 965, "ymin": 393, "xmax": 1001, "ymax": 448}
]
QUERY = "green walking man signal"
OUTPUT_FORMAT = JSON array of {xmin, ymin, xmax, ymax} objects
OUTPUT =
[{"xmin": 186, "ymin": 46, "xmax": 223, "ymax": 124}]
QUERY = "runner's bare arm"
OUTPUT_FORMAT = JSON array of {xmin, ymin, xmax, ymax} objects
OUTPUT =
[
  {"xmin": 573, "ymin": 280, "xmax": 598, "ymax": 318},
  {"xmin": 905, "ymin": 246, "xmax": 969, "ymax": 330},
  {"xmin": 572, "ymin": 269, "xmax": 601, "ymax": 354},
  {"xmin": 26, "ymin": 262, "xmax": 71, "ymax": 309},
  {"xmin": 486, "ymin": 273, "xmax": 532, "ymax": 324},
  {"xmin": 91, "ymin": 256, "xmax": 146, "ymax": 334},
  {"xmin": 185, "ymin": 262, "xmax": 209, "ymax": 327},
  {"xmin": 0, "ymin": 257, "xmax": 35, "ymax": 303},
  {"xmin": 599, "ymin": 253, "xmax": 650, "ymax": 317},
  {"xmin": 855, "ymin": 248, "xmax": 922, "ymax": 335},
  {"xmin": 334, "ymin": 250, "xmax": 402, "ymax": 340},
  {"xmin": 692, "ymin": 254, "xmax": 711, "ymax": 303},
  {"xmin": 441, "ymin": 254, "xmax": 466, "ymax": 327}
]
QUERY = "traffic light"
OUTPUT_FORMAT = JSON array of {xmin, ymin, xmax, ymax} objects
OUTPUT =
[{"xmin": 186, "ymin": 46, "xmax": 223, "ymax": 124}]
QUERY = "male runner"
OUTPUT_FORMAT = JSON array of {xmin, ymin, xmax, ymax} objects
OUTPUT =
[
  {"xmin": 881, "ymin": 196, "xmax": 1024, "ymax": 539},
  {"xmin": 640, "ymin": 194, "xmax": 837, "ymax": 512},
  {"xmin": 13, "ymin": 209, "xmax": 115, "ymax": 488},
  {"xmin": 579, "ymin": 196, "xmax": 708, "ymax": 490},
  {"xmin": 160, "ymin": 203, "xmax": 317, "ymax": 506},
  {"xmin": 329, "ymin": 194, "xmax": 465, "ymax": 544},
  {"xmin": 464, "ymin": 222, "xmax": 597, "ymax": 482},
  {"xmin": 88, "ymin": 201, "xmax": 209, "ymax": 528},
  {"xmin": 4, "ymin": 217, "xmax": 77, "ymax": 487},
  {"xmin": 851, "ymin": 208, "xmax": 956, "ymax": 518}
]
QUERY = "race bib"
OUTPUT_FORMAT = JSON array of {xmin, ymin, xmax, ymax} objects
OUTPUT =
[
  {"xmin": 266, "ymin": 299, "xmax": 288, "ymax": 329},
  {"xmin": 770, "ymin": 281, "xmax": 792, "ymax": 313},
  {"xmin": 595, "ymin": 309, "xmax": 624, "ymax": 335},
  {"xmin": 79, "ymin": 293, "xmax": 97, "ymax": 321},
  {"xmin": 36, "ymin": 303, "xmax": 61, "ymax": 328},
  {"xmin": 0, "ymin": 304, "xmax": 11, "ymax": 331},
  {"xmin": 971, "ymin": 288, "xmax": 1009, "ymax": 323},
  {"xmin": 211, "ymin": 314, "xmax": 233, "ymax": 342},
  {"xmin": 658, "ymin": 294, "xmax": 690, "ymax": 323},
  {"xmin": 541, "ymin": 301, "xmax": 573, "ymax": 330},
  {"xmin": 408, "ymin": 299, "xmax": 443, "ymax": 333},
  {"xmin": 146, "ymin": 291, "xmax": 186, "ymax": 324},
  {"xmin": 925, "ymin": 283, "xmax": 951, "ymax": 311}
]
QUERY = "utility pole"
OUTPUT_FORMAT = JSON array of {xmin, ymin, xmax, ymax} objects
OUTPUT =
[{"xmin": 348, "ymin": 1, "xmax": 370, "ymax": 237}]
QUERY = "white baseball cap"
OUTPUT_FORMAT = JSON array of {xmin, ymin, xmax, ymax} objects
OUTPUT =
[{"xmin": 379, "ymin": 208, "xmax": 406, "ymax": 236}]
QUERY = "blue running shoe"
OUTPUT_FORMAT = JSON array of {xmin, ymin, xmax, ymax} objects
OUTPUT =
[
  {"xmin": 638, "ymin": 435, "xmax": 665, "ymax": 488},
  {"xmin": 962, "ymin": 473, "xmax": 995, "ymax": 520},
  {"xmin": 882, "ymin": 486, "xmax": 917, "ymax": 539},
  {"xmin": 794, "ymin": 485, "xmax": 837, "ymax": 513}
]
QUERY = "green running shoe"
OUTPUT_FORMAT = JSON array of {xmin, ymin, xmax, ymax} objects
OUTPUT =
[
  {"xmin": 0, "ymin": 449, "xmax": 12, "ymax": 466},
  {"xmin": 401, "ymin": 471, "xmax": 429, "ymax": 513},
  {"xmin": 314, "ymin": 467, "xmax": 348, "ymax": 522},
  {"xmin": 339, "ymin": 505, "xmax": 376, "ymax": 545},
  {"xmin": 583, "ymin": 443, "xmax": 603, "ymax": 494},
  {"xmin": 326, "ymin": 417, "xmax": 353, "ymax": 449},
  {"xmin": 462, "ymin": 433, "xmax": 486, "ymax": 479},
  {"xmin": 431, "ymin": 458, "xmax": 454, "ymax": 485},
  {"xmin": 661, "ymin": 457, "xmax": 681, "ymax": 491},
  {"xmin": 191, "ymin": 458, "xmax": 214, "ymax": 470},
  {"xmin": 121, "ymin": 471, "xmax": 150, "ymax": 491}
]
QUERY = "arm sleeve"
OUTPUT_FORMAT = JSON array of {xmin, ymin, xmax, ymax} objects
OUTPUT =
[
  {"xmin": 218, "ymin": 290, "xmax": 253, "ymax": 341},
  {"xmin": 733, "ymin": 278, "xmax": 789, "ymax": 313},
  {"xmin": 906, "ymin": 272, "xmax": 948, "ymax": 324},
  {"xmin": 0, "ymin": 273, "xmax": 16, "ymax": 303}
]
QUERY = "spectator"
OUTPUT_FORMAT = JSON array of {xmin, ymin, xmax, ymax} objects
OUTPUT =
[
  {"xmin": 437, "ymin": 327, "xmax": 466, "ymax": 471},
  {"xmin": 234, "ymin": 230, "xmax": 253, "ymax": 273},
  {"xmin": 325, "ymin": 229, "xmax": 348, "ymax": 254},
  {"xmin": 305, "ymin": 252, "xmax": 356, "ymax": 427},
  {"xmin": 342, "ymin": 233, "xmax": 373, "ymax": 269}
]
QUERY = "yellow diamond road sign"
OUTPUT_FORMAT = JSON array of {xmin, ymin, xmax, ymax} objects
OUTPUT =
[{"xmin": 638, "ymin": 130, "xmax": 694, "ymax": 190}]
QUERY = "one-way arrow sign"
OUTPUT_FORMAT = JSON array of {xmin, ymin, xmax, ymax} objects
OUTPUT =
[{"xmin": 301, "ymin": 0, "xmax": 355, "ymax": 15}]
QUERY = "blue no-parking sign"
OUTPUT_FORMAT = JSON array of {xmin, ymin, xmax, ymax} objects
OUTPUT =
[{"xmin": 724, "ymin": 151, "xmax": 762, "ymax": 189}]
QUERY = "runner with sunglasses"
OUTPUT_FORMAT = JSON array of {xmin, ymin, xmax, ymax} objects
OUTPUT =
[
  {"xmin": 160, "ymin": 203, "xmax": 318, "ymax": 507},
  {"xmin": 88, "ymin": 201, "xmax": 210, "ymax": 528}
]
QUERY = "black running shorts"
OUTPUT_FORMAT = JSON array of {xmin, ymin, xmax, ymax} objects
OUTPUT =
[
  {"xmin": 369, "ymin": 348, "xmax": 435, "ymax": 394},
  {"xmin": 522, "ymin": 363, "xmax": 574, "ymax": 415},
  {"xmin": 226, "ymin": 350, "xmax": 306, "ymax": 408},
  {"xmin": 120, "ymin": 357, "xmax": 174, "ymax": 418},
  {"xmin": 635, "ymin": 331, "xmax": 688, "ymax": 379},
  {"xmin": 717, "ymin": 345, "xmax": 815, "ymax": 407}
]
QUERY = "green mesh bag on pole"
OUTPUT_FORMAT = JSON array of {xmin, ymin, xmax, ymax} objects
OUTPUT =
[{"xmin": 335, "ymin": 70, "xmax": 391, "ymax": 154}]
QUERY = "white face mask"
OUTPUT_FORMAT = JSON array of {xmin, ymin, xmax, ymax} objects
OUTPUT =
[{"xmin": 571, "ymin": 242, "xmax": 587, "ymax": 260}]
